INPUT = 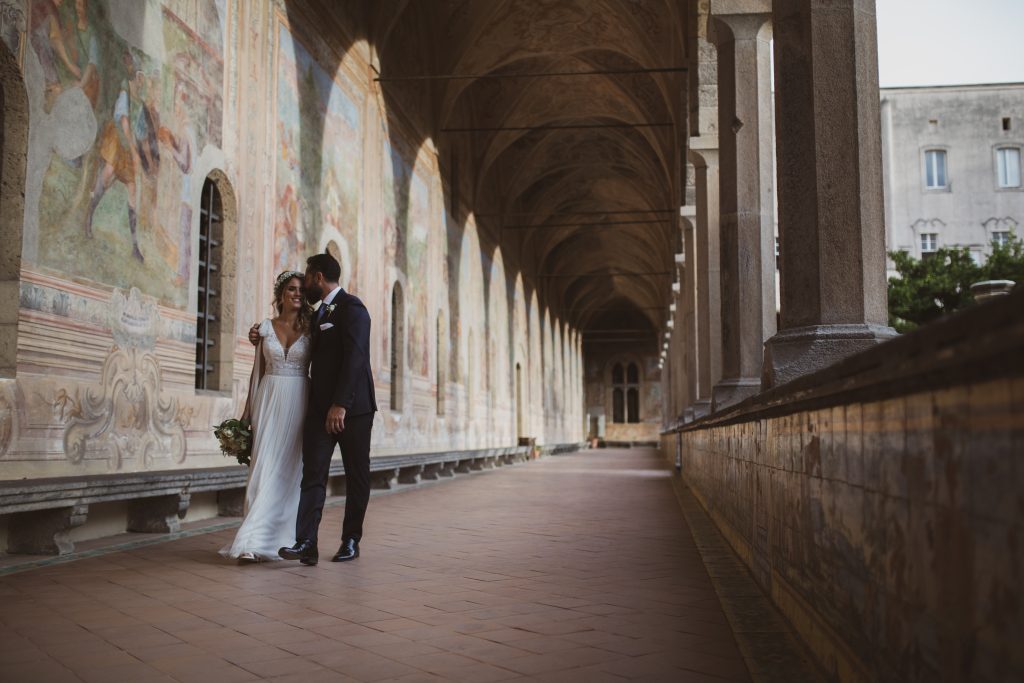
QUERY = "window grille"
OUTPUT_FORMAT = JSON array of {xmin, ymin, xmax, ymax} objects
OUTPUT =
[
  {"xmin": 993, "ymin": 230, "xmax": 1012, "ymax": 247},
  {"xmin": 195, "ymin": 179, "xmax": 223, "ymax": 390}
]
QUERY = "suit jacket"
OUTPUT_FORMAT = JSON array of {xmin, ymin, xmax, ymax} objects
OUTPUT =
[{"xmin": 309, "ymin": 288, "xmax": 377, "ymax": 418}]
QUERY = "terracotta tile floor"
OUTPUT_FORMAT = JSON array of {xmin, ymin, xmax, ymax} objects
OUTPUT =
[{"xmin": 0, "ymin": 448, "xmax": 751, "ymax": 682}]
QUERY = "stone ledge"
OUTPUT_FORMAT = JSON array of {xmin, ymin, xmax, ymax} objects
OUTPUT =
[{"xmin": 666, "ymin": 285, "xmax": 1024, "ymax": 433}]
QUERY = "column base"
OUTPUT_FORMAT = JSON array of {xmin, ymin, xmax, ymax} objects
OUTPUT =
[
  {"xmin": 763, "ymin": 323, "xmax": 897, "ymax": 389},
  {"xmin": 692, "ymin": 400, "xmax": 711, "ymax": 420},
  {"xmin": 711, "ymin": 378, "xmax": 761, "ymax": 411}
]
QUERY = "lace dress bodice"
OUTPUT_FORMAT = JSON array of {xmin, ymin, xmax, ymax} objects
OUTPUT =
[{"xmin": 259, "ymin": 319, "xmax": 311, "ymax": 377}]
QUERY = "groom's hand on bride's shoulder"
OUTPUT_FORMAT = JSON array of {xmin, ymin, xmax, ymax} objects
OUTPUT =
[
  {"xmin": 248, "ymin": 323, "xmax": 260, "ymax": 346},
  {"xmin": 326, "ymin": 405, "xmax": 347, "ymax": 434}
]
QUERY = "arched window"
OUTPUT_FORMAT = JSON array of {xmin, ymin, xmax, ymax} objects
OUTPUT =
[
  {"xmin": 627, "ymin": 363, "xmax": 640, "ymax": 423},
  {"xmin": 610, "ymin": 361, "xmax": 641, "ymax": 423},
  {"xmin": 612, "ymin": 388, "xmax": 625, "ymax": 424},
  {"xmin": 195, "ymin": 175, "xmax": 237, "ymax": 391},
  {"xmin": 390, "ymin": 283, "xmax": 404, "ymax": 411},
  {"xmin": 627, "ymin": 388, "xmax": 640, "ymax": 424},
  {"xmin": 436, "ymin": 310, "xmax": 446, "ymax": 416}
]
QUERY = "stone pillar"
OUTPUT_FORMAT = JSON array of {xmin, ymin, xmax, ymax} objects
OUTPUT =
[
  {"xmin": 710, "ymin": 6, "xmax": 777, "ymax": 410},
  {"xmin": 680, "ymin": 213, "xmax": 699, "ymax": 418},
  {"xmin": 8, "ymin": 504, "xmax": 89, "ymax": 555},
  {"xmin": 690, "ymin": 144, "xmax": 722, "ymax": 418},
  {"xmin": 763, "ymin": 0, "xmax": 896, "ymax": 387}
]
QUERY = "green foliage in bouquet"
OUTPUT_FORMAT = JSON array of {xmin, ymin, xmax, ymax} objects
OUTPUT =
[{"xmin": 213, "ymin": 418, "xmax": 253, "ymax": 466}]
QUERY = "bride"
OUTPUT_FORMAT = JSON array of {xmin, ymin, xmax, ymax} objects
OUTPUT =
[{"xmin": 220, "ymin": 271, "xmax": 312, "ymax": 563}]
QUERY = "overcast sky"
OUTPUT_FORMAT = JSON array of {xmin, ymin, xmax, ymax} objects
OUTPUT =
[{"xmin": 876, "ymin": 0, "xmax": 1024, "ymax": 87}]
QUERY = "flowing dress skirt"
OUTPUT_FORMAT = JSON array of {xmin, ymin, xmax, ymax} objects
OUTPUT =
[{"xmin": 220, "ymin": 373, "xmax": 307, "ymax": 560}]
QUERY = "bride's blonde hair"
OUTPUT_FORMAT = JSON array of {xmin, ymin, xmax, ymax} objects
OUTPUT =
[{"xmin": 273, "ymin": 270, "xmax": 311, "ymax": 332}]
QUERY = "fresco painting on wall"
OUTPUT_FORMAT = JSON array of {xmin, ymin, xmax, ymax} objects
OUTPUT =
[
  {"xmin": 27, "ymin": 0, "xmax": 223, "ymax": 309},
  {"xmin": 274, "ymin": 20, "xmax": 360, "ymax": 286},
  {"xmin": 381, "ymin": 138, "xmax": 430, "ymax": 378}
]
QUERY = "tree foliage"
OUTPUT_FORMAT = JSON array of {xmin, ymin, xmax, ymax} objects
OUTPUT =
[{"xmin": 887, "ymin": 234, "xmax": 1024, "ymax": 333}]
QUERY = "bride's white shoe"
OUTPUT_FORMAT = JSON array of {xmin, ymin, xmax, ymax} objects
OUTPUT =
[{"xmin": 237, "ymin": 552, "xmax": 259, "ymax": 564}]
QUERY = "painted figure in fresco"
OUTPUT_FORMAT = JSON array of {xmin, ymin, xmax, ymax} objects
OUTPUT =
[
  {"xmin": 248, "ymin": 253, "xmax": 378, "ymax": 566},
  {"xmin": 29, "ymin": 0, "xmax": 70, "ymax": 111},
  {"xmin": 83, "ymin": 49, "xmax": 148, "ymax": 261},
  {"xmin": 221, "ymin": 272, "xmax": 312, "ymax": 563},
  {"xmin": 157, "ymin": 85, "xmax": 197, "ymax": 286},
  {"xmin": 29, "ymin": 0, "xmax": 97, "ymax": 109}
]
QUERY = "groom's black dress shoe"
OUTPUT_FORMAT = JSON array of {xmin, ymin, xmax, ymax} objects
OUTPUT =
[
  {"xmin": 331, "ymin": 538, "xmax": 359, "ymax": 562},
  {"xmin": 279, "ymin": 540, "xmax": 318, "ymax": 566}
]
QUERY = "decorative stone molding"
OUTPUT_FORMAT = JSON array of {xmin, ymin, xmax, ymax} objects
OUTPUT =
[{"xmin": 60, "ymin": 288, "xmax": 186, "ymax": 469}]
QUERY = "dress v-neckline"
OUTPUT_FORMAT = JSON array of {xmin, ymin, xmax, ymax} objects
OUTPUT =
[{"xmin": 270, "ymin": 322, "xmax": 304, "ymax": 360}]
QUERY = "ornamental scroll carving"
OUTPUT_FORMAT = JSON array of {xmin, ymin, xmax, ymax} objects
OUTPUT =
[{"xmin": 61, "ymin": 288, "xmax": 186, "ymax": 468}]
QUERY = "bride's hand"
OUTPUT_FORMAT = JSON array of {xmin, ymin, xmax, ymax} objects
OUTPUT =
[{"xmin": 248, "ymin": 323, "xmax": 260, "ymax": 346}]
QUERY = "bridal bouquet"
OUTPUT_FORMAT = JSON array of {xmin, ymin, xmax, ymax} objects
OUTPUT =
[{"xmin": 213, "ymin": 418, "xmax": 253, "ymax": 466}]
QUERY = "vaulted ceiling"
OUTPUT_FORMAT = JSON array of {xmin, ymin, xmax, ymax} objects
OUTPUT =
[{"xmin": 315, "ymin": 0, "xmax": 693, "ymax": 339}]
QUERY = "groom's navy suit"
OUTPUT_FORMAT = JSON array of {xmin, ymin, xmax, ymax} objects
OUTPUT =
[{"xmin": 298, "ymin": 287, "xmax": 377, "ymax": 545}]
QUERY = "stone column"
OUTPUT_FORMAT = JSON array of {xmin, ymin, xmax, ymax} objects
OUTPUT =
[
  {"xmin": 709, "ymin": 6, "xmax": 777, "ymax": 410},
  {"xmin": 681, "ymin": 213, "xmax": 699, "ymax": 418},
  {"xmin": 690, "ymin": 144, "xmax": 722, "ymax": 418},
  {"xmin": 763, "ymin": 0, "xmax": 896, "ymax": 387}
]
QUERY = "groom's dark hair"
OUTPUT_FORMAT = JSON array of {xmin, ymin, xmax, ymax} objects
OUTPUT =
[{"xmin": 307, "ymin": 252, "xmax": 341, "ymax": 282}]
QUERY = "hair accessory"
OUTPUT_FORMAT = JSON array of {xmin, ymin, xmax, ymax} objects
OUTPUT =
[{"xmin": 274, "ymin": 270, "xmax": 304, "ymax": 292}]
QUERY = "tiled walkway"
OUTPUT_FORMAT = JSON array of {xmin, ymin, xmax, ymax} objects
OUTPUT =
[{"xmin": 0, "ymin": 448, "xmax": 751, "ymax": 682}]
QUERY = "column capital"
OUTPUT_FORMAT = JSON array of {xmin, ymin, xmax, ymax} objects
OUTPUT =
[
  {"xmin": 688, "ymin": 144, "xmax": 719, "ymax": 169},
  {"xmin": 709, "ymin": 4, "xmax": 771, "ymax": 44}
]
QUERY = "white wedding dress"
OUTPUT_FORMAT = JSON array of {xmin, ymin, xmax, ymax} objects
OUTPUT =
[{"xmin": 220, "ymin": 319, "xmax": 310, "ymax": 561}]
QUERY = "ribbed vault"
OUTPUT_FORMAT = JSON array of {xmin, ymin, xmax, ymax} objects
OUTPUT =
[{"xmin": 367, "ymin": 0, "xmax": 689, "ymax": 340}]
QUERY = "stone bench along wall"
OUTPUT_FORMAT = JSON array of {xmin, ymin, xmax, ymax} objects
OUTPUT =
[
  {"xmin": 665, "ymin": 291, "xmax": 1024, "ymax": 682},
  {"xmin": 0, "ymin": 443, "xmax": 582, "ymax": 556}
]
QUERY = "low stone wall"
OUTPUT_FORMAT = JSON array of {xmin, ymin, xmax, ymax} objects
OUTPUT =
[
  {"xmin": 665, "ymin": 290, "xmax": 1023, "ymax": 682},
  {"xmin": 605, "ymin": 422, "xmax": 660, "ymax": 443}
]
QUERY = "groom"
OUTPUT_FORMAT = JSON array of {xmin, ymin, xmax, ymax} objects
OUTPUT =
[{"xmin": 264, "ymin": 253, "xmax": 377, "ymax": 566}]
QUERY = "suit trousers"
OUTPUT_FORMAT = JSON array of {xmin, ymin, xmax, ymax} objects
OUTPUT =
[{"xmin": 296, "ymin": 412, "xmax": 373, "ymax": 545}]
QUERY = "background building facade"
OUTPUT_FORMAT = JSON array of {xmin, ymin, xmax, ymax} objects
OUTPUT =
[{"xmin": 881, "ymin": 83, "xmax": 1024, "ymax": 265}]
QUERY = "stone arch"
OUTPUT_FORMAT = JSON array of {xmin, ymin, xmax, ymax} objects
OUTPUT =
[{"xmin": 0, "ymin": 39, "xmax": 28, "ymax": 378}]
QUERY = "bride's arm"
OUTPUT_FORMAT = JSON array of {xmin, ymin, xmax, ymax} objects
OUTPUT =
[{"xmin": 240, "ymin": 341, "xmax": 266, "ymax": 423}]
